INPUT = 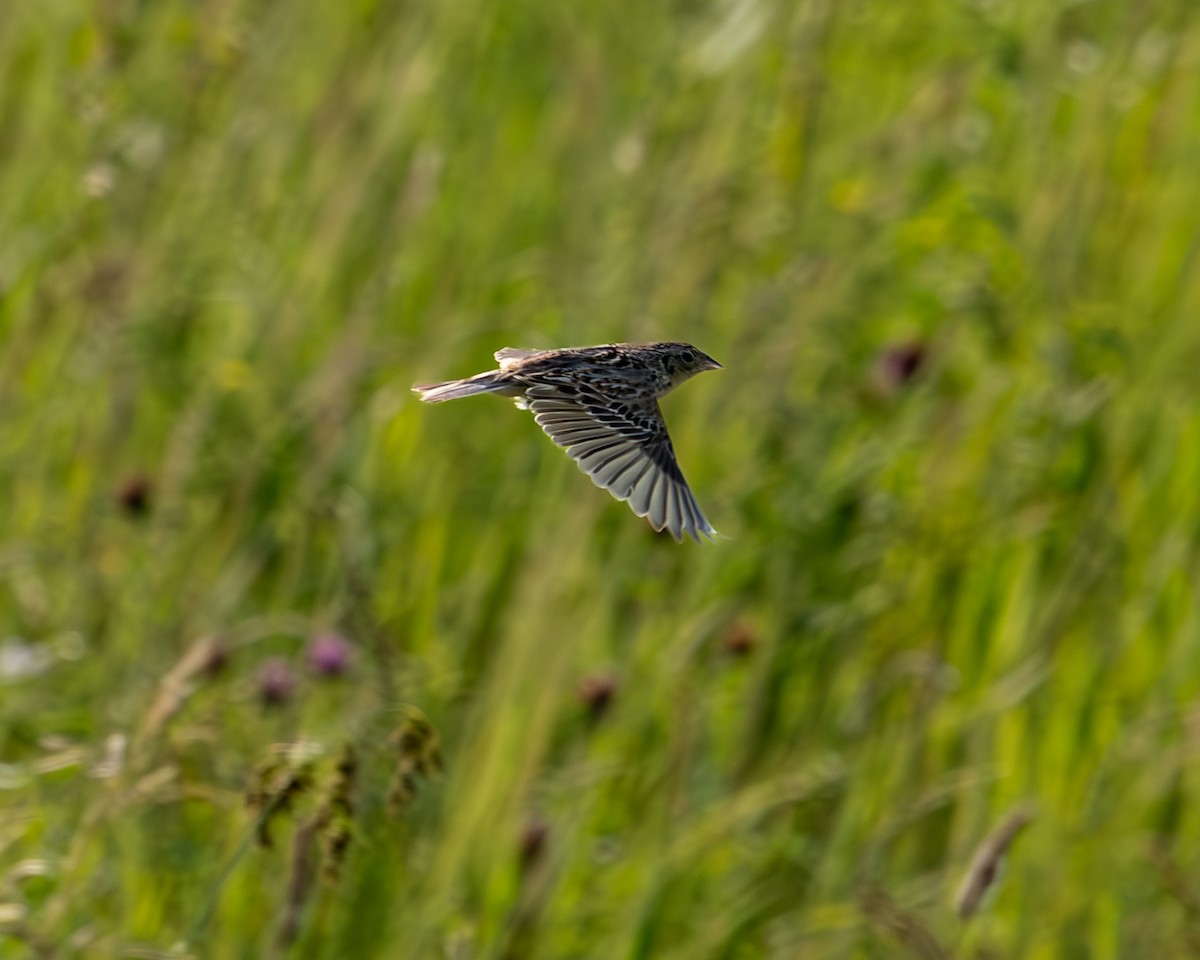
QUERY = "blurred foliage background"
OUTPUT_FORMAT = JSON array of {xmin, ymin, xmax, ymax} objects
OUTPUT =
[{"xmin": 3, "ymin": 0, "xmax": 1200, "ymax": 956}]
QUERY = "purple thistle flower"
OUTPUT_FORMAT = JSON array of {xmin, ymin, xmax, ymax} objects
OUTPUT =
[
  {"xmin": 578, "ymin": 673, "xmax": 618, "ymax": 722},
  {"xmin": 872, "ymin": 341, "xmax": 927, "ymax": 396},
  {"xmin": 307, "ymin": 633, "xmax": 353, "ymax": 678},
  {"xmin": 258, "ymin": 658, "xmax": 297, "ymax": 705}
]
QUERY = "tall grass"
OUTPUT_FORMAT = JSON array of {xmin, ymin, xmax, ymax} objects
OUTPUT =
[{"xmin": 3, "ymin": 0, "xmax": 1200, "ymax": 955}]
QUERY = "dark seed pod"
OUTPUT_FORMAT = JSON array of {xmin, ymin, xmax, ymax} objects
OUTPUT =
[{"xmin": 955, "ymin": 806, "xmax": 1034, "ymax": 919}]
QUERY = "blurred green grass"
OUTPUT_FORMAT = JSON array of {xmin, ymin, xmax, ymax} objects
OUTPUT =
[{"xmin": 3, "ymin": 0, "xmax": 1200, "ymax": 955}]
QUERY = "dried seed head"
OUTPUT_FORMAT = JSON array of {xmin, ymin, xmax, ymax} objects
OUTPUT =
[
  {"xmin": 955, "ymin": 806, "xmax": 1034, "ymax": 920},
  {"xmin": 387, "ymin": 763, "xmax": 418, "ymax": 815},
  {"xmin": 322, "ymin": 824, "xmax": 352, "ymax": 884},
  {"xmin": 142, "ymin": 634, "xmax": 228, "ymax": 738},
  {"xmin": 387, "ymin": 709, "xmax": 442, "ymax": 814},
  {"xmin": 318, "ymin": 744, "xmax": 357, "ymax": 883},
  {"xmin": 246, "ymin": 754, "xmax": 316, "ymax": 849},
  {"xmin": 318, "ymin": 745, "xmax": 357, "ymax": 827}
]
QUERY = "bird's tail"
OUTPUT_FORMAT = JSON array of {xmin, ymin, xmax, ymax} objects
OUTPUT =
[{"xmin": 412, "ymin": 372, "xmax": 506, "ymax": 403}]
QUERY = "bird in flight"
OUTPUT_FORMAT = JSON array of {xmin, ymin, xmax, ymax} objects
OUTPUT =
[{"xmin": 413, "ymin": 342, "xmax": 722, "ymax": 543}]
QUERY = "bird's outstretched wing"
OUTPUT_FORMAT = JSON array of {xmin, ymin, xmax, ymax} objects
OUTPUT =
[{"xmin": 524, "ymin": 384, "xmax": 716, "ymax": 543}]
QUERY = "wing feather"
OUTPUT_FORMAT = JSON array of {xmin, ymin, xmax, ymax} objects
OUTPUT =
[
  {"xmin": 649, "ymin": 468, "xmax": 669, "ymax": 533},
  {"xmin": 617, "ymin": 458, "xmax": 653, "ymax": 500},
  {"xmin": 495, "ymin": 347, "xmax": 543, "ymax": 371},
  {"xmin": 684, "ymin": 490, "xmax": 704, "ymax": 543},
  {"xmin": 570, "ymin": 436, "xmax": 627, "ymax": 458},
  {"xmin": 629, "ymin": 469, "xmax": 657, "ymax": 518},
  {"xmin": 528, "ymin": 390, "xmax": 715, "ymax": 541},
  {"xmin": 668, "ymin": 482, "xmax": 686, "ymax": 542},
  {"xmin": 552, "ymin": 427, "xmax": 611, "ymax": 444}
]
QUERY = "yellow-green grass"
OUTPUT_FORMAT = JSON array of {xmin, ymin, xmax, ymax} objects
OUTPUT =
[{"xmin": 2, "ymin": 0, "xmax": 1200, "ymax": 956}]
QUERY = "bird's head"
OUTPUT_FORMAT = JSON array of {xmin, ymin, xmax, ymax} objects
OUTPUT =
[{"xmin": 660, "ymin": 342, "xmax": 723, "ymax": 386}]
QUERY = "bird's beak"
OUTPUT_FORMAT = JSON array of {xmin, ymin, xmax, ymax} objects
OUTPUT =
[{"xmin": 702, "ymin": 352, "xmax": 723, "ymax": 370}]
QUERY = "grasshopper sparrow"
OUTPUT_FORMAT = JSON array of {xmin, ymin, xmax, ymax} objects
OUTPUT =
[{"xmin": 413, "ymin": 342, "xmax": 721, "ymax": 542}]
